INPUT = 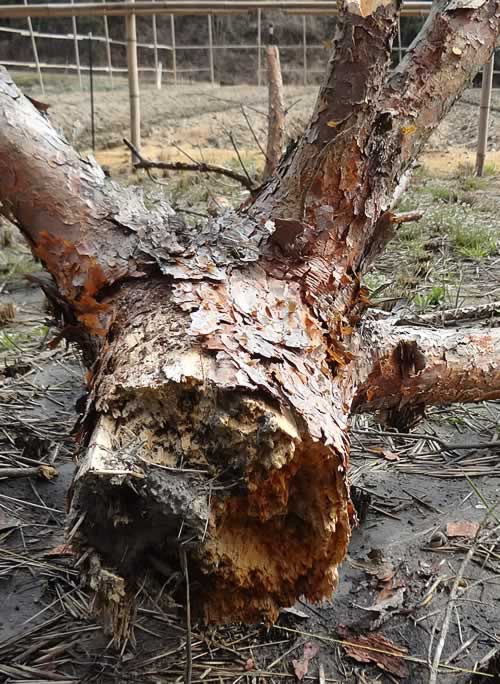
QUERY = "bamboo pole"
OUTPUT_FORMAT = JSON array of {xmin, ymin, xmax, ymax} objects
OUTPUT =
[
  {"xmin": 257, "ymin": 8, "xmax": 261, "ymax": 86},
  {"xmin": 0, "ymin": 1, "xmax": 440, "ymax": 20},
  {"xmin": 475, "ymin": 53, "xmax": 495, "ymax": 176},
  {"xmin": 207, "ymin": 14, "xmax": 215, "ymax": 85},
  {"xmin": 102, "ymin": 0, "xmax": 114, "ymax": 86},
  {"xmin": 302, "ymin": 14, "xmax": 307, "ymax": 86},
  {"xmin": 152, "ymin": 1, "xmax": 159, "ymax": 76},
  {"xmin": 397, "ymin": 14, "xmax": 402, "ymax": 63},
  {"xmin": 23, "ymin": 0, "xmax": 44, "ymax": 94},
  {"xmin": 71, "ymin": 0, "xmax": 82, "ymax": 89},
  {"xmin": 264, "ymin": 44, "xmax": 285, "ymax": 178},
  {"xmin": 88, "ymin": 32, "xmax": 96, "ymax": 149},
  {"xmin": 126, "ymin": 0, "xmax": 141, "ymax": 159},
  {"xmin": 170, "ymin": 13, "xmax": 177, "ymax": 84}
]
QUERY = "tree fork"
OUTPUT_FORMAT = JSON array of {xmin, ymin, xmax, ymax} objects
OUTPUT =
[{"xmin": 0, "ymin": 0, "xmax": 499, "ymax": 633}]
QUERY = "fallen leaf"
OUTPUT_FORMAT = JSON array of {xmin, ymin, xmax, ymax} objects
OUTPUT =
[
  {"xmin": 303, "ymin": 643, "xmax": 319, "ymax": 659},
  {"xmin": 292, "ymin": 642, "xmax": 319, "ymax": 681},
  {"xmin": 376, "ymin": 563, "xmax": 396, "ymax": 583},
  {"xmin": 244, "ymin": 657, "xmax": 255, "ymax": 671},
  {"xmin": 360, "ymin": 587, "xmax": 406, "ymax": 614},
  {"xmin": 44, "ymin": 543, "xmax": 75, "ymax": 557},
  {"xmin": 446, "ymin": 521, "xmax": 479, "ymax": 539},
  {"xmin": 337, "ymin": 626, "xmax": 408, "ymax": 678},
  {"xmin": 367, "ymin": 447, "xmax": 399, "ymax": 461}
]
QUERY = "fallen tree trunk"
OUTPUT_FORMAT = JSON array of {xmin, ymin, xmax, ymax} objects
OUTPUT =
[{"xmin": 0, "ymin": 0, "xmax": 499, "ymax": 632}]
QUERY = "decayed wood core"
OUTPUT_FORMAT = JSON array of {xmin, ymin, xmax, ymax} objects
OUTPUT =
[{"xmin": 68, "ymin": 281, "xmax": 350, "ymax": 623}]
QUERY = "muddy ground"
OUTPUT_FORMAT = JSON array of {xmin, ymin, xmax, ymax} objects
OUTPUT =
[{"xmin": 0, "ymin": 78, "xmax": 499, "ymax": 683}]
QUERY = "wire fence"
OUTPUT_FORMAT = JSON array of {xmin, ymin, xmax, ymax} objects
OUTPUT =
[
  {"xmin": 1, "ymin": 2, "xmax": 498, "ymax": 94},
  {"xmin": 0, "ymin": 1, "xmax": 497, "ymax": 174}
]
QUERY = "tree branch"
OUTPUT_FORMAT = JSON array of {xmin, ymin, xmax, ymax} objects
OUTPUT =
[
  {"xmin": 123, "ymin": 138, "xmax": 257, "ymax": 191},
  {"xmin": 252, "ymin": 0, "xmax": 499, "ymax": 283},
  {"xmin": 254, "ymin": 0, "xmax": 400, "ymax": 219},
  {"xmin": 351, "ymin": 320, "xmax": 500, "ymax": 413},
  {"xmin": 0, "ymin": 65, "xmax": 184, "ymax": 338},
  {"xmin": 394, "ymin": 301, "xmax": 500, "ymax": 327}
]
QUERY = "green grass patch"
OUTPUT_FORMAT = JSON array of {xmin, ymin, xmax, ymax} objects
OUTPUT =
[
  {"xmin": 459, "ymin": 176, "xmax": 488, "ymax": 192},
  {"xmin": 448, "ymin": 223, "xmax": 497, "ymax": 259},
  {"xmin": 0, "ymin": 325, "xmax": 49, "ymax": 352},
  {"xmin": 413, "ymin": 285, "xmax": 446, "ymax": 310}
]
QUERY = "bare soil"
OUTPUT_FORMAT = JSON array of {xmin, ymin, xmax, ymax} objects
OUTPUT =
[{"xmin": 0, "ymin": 79, "xmax": 499, "ymax": 683}]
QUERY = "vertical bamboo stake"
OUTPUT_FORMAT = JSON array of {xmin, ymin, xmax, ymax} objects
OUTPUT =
[
  {"xmin": 23, "ymin": 0, "xmax": 44, "ymax": 95},
  {"xmin": 152, "ymin": 4, "xmax": 159, "ymax": 78},
  {"xmin": 88, "ymin": 33, "xmax": 96, "ymax": 151},
  {"xmin": 263, "ymin": 44, "xmax": 285, "ymax": 179},
  {"xmin": 126, "ymin": 1, "xmax": 141, "ymax": 161},
  {"xmin": 208, "ymin": 15, "xmax": 215, "ymax": 85},
  {"xmin": 475, "ymin": 53, "xmax": 495, "ymax": 176},
  {"xmin": 170, "ymin": 14, "xmax": 177, "ymax": 85},
  {"xmin": 397, "ymin": 15, "xmax": 403, "ymax": 64},
  {"xmin": 71, "ymin": 0, "xmax": 82, "ymax": 90},
  {"xmin": 302, "ymin": 15, "xmax": 307, "ymax": 86},
  {"xmin": 257, "ymin": 8, "xmax": 262, "ymax": 86},
  {"xmin": 102, "ymin": 0, "xmax": 114, "ymax": 87},
  {"xmin": 156, "ymin": 61, "xmax": 162, "ymax": 89}
]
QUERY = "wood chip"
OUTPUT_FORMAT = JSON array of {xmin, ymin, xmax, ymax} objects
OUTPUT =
[{"xmin": 446, "ymin": 521, "xmax": 480, "ymax": 539}]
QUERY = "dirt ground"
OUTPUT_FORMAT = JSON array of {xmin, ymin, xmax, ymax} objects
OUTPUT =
[{"xmin": 0, "ymin": 78, "xmax": 499, "ymax": 683}]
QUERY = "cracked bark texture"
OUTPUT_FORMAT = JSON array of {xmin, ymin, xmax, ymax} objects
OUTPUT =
[{"xmin": 0, "ymin": 0, "xmax": 499, "ymax": 630}]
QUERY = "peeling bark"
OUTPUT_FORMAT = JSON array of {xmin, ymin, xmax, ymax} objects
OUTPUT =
[{"xmin": 0, "ymin": 0, "xmax": 498, "ymax": 631}]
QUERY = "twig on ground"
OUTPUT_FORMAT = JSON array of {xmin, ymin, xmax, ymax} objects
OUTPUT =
[
  {"xmin": 0, "ymin": 465, "xmax": 57, "ymax": 480},
  {"xmin": 395, "ymin": 301, "xmax": 500, "ymax": 327},
  {"xmin": 123, "ymin": 138, "xmax": 256, "ymax": 191},
  {"xmin": 428, "ymin": 503, "xmax": 498, "ymax": 684},
  {"xmin": 180, "ymin": 545, "xmax": 192, "ymax": 684}
]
